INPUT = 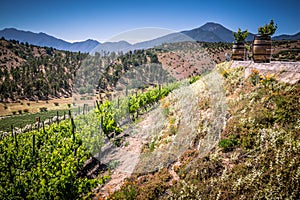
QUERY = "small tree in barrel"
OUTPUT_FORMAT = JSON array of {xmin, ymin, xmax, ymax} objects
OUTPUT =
[
  {"xmin": 232, "ymin": 28, "xmax": 249, "ymax": 61},
  {"xmin": 253, "ymin": 20, "xmax": 278, "ymax": 63},
  {"xmin": 258, "ymin": 19, "xmax": 277, "ymax": 36},
  {"xmin": 233, "ymin": 28, "xmax": 249, "ymax": 43}
]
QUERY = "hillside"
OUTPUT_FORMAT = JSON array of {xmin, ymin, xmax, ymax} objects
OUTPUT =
[
  {"xmin": 75, "ymin": 41, "xmax": 232, "ymax": 102},
  {"xmin": 106, "ymin": 61, "xmax": 300, "ymax": 199},
  {"xmin": 1, "ymin": 56, "xmax": 299, "ymax": 199},
  {"xmin": 0, "ymin": 38, "xmax": 87, "ymax": 102},
  {"xmin": 2, "ymin": 37, "xmax": 299, "ymax": 105}
]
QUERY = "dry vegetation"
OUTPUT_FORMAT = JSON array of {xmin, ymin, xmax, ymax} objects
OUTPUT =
[{"xmin": 108, "ymin": 61, "xmax": 300, "ymax": 199}]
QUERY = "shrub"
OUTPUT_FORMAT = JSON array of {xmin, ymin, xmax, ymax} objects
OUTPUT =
[
  {"xmin": 189, "ymin": 76, "xmax": 200, "ymax": 84},
  {"xmin": 233, "ymin": 28, "xmax": 249, "ymax": 43},
  {"xmin": 54, "ymin": 102, "xmax": 59, "ymax": 106},
  {"xmin": 12, "ymin": 111, "xmax": 16, "ymax": 115},
  {"xmin": 39, "ymin": 107, "xmax": 47, "ymax": 112},
  {"xmin": 27, "ymin": 102, "xmax": 30, "ymax": 106},
  {"xmin": 18, "ymin": 110, "xmax": 22, "ymax": 114},
  {"xmin": 23, "ymin": 109, "xmax": 29, "ymax": 113},
  {"xmin": 218, "ymin": 136, "xmax": 239, "ymax": 152}
]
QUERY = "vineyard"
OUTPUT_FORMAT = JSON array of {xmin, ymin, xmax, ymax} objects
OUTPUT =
[
  {"xmin": 0, "ymin": 119, "xmax": 98, "ymax": 199},
  {"xmin": 0, "ymin": 78, "xmax": 195, "ymax": 199}
]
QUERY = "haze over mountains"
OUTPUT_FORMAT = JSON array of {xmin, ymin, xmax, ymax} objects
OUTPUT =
[{"xmin": 1, "ymin": 22, "xmax": 299, "ymax": 53}]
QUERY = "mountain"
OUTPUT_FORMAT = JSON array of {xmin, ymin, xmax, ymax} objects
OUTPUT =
[
  {"xmin": 90, "ymin": 41, "xmax": 131, "ymax": 54},
  {"xmin": 68, "ymin": 39, "xmax": 100, "ymax": 52},
  {"xmin": 198, "ymin": 22, "xmax": 255, "ymax": 42},
  {"xmin": 1, "ymin": 23, "xmax": 298, "ymax": 54},
  {"xmin": 0, "ymin": 28, "xmax": 70, "ymax": 49},
  {"xmin": 0, "ymin": 28, "xmax": 99, "ymax": 52},
  {"xmin": 273, "ymin": 32, "xmax": 300, "ymax": 41},
  {"xmin": 126, "ymin": 22, "xmax": 255, "ymax": 51}
]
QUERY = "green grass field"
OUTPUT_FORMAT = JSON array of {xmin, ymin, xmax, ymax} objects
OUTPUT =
[{"xmin": 0, "ymin": 109, "xmax": 71, "ymax": 132}]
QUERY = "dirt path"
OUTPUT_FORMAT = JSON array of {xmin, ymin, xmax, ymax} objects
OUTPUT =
[{"xmin": 96, "ymin": 108, "xmax": 159, "ymax": 199}]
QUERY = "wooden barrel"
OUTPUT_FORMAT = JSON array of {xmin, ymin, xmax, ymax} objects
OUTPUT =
[
  {"xmin": 232, "ymin": 43, "xmax": 245, "ymax": 61},
  {"xmin": 252, "ymin": 35, "xmax": 272, "ymax": 63}
]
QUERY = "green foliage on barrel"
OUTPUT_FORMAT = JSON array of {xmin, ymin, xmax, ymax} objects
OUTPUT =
[{"xmin": 253, "ymin": 20, "xmax": 277, "ymax": 63}]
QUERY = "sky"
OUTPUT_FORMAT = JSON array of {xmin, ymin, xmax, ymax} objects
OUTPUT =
[{"xmin": 1, "ymin": 0, "xmax": 300, "ymax": 43}]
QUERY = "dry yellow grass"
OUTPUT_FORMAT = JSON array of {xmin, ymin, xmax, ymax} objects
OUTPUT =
[{"xmin": 0, "ymin": 98, "xmax": 72, "ymax": 117}]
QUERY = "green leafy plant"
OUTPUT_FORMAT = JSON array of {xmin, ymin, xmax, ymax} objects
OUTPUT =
[
  {"xmin": 233, "ymin": 28, "xmax": 249, "ymax": 43},
  {"xmin": 258, "ymin": 19, "xmax": 277, "ymax": 36},
  {"xmin": 188, "ymin": 75, "xmax": 200, "ymax": 84},
  {"xmin": 0, "ymin": 120, "xmax": 98, "ymax": 199},
  {"xmin": 218, "ymin": 136, "xmax": 239, "ymax": 152}
]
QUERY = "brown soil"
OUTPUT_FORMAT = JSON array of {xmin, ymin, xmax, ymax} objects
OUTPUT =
[{"xmin": 95, "ymin": 108, "xmax": 158, "ymax": 199}]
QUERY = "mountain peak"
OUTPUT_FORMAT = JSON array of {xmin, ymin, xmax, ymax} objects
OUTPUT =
[{"xmin": 200, "ymin": 22, "xmax": 227, "ymax": 31}]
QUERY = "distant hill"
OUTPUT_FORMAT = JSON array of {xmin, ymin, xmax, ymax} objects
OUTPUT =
[
  {"xmin": 0, "ymin": 28, "xmax": 99, "ymax": 52},
  {"xmin": 68, "ymin": 39, "xmax": 100, "ymax": 52},
  {"xmin": 90, "ymin": 41, "xmax": 131, "ymax": 54},
  {"xmin": 273, "ymin": 32, "xmax": 300, "ymax": 41}
]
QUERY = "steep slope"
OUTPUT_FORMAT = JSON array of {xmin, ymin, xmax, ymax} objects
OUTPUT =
[
  {"xmin": 107, "ymin": 61, "xmax": 300, "ymax": 199},
  {"xmin": 0, "ymin": 38, "xmax": 87, "ymax": 102}
]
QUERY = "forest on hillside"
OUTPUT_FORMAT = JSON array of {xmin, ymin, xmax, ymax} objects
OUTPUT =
[
  {"xmin": 0, "ymin": 38, "xmax": 87, "ymax": 102},
  {"xmin": 1, "ymin": 38, "xmax": 299, "ymax": 103}
]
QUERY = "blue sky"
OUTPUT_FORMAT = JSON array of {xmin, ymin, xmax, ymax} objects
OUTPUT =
[{"xmin": 1, "ymin": 0, "xmax": 299, "ymax": 42}]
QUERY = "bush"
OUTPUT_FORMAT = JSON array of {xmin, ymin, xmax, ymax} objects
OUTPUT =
[
  {"xmin": 189, "ymin": 75, "xmax": 200, "ymax": 84},
  {"xmin": 23, "ymin": 109, "xmax": 29, "ymax": 113},
  {"xmin": 218, "ymin": 136, "xmax": 239, "ymax": 152},
  {"xmin": 54, "ymin": 102, "xmax": 59, "ymax": 106},
  {"xmin": 39, "ymin": 107, "xmax": 47, "ymax": 112},
  {"xmin": 12, "ymin": 111, "xmax": 16, "ymax": 115},
  {"xmin": 18, "ymin": 110, "xmax": 22, "ymax": 114}
]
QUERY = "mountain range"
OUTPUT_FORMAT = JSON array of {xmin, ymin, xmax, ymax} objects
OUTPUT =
[{"xmin": 1, "ymin": 22, "xmax": 299, "ymax": 53}]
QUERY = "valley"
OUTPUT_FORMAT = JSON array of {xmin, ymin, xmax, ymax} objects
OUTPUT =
[{"xmin": 0, "ymin": 30, "xmax": 299, "ymax": 199}]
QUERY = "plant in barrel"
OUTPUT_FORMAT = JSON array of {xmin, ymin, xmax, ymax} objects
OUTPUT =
[
  {"xmin": 232, "ymin": 28, "xmax": 249, "ymax": 60},
  {"xmin": 253, "ymin": 19, "xmax": 277, "ymax": 63}
]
